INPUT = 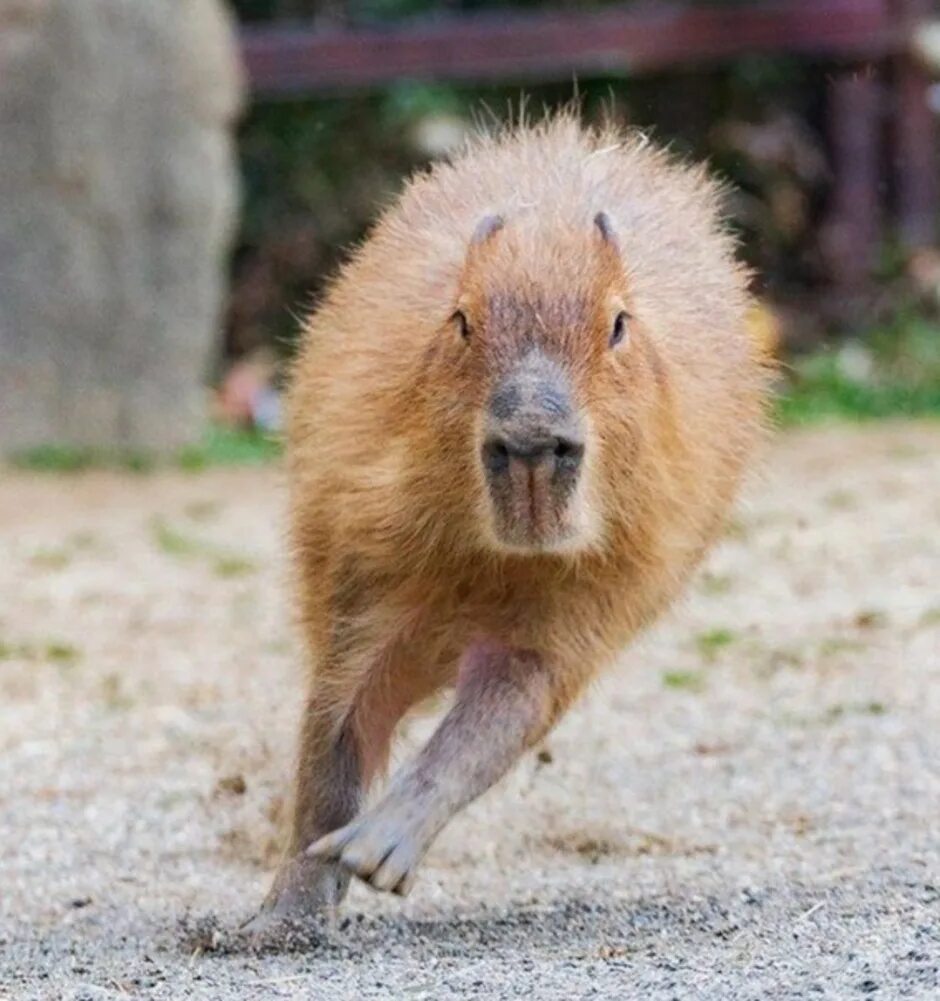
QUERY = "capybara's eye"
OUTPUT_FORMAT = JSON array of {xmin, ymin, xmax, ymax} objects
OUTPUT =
[
  {"xmin": 610, "ymin": 311, "xmax": 630, "ymax": 349},
  {"xmin": 452, "ymin": 310, "xmax": 470, "ymax": 341}
]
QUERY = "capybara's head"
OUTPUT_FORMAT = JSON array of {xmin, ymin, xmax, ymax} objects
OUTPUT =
[{"xmin": 428, "ymin": 210, "xmax": 657, "ymax": 556}]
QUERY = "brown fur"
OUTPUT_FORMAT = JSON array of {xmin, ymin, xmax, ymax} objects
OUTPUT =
[{"xmin": 259, "ymin": 112, "xmax": 769, "ymax": 918}]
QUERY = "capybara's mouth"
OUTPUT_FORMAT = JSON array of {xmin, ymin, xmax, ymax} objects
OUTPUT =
[{"xmin": 485, "ymin": 469, "xmax": 579, "ymax": 552}]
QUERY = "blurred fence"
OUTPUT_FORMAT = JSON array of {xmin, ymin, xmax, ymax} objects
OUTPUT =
[
  {"xmin": 235, "ymin": 0, "xmax": 939, "ymax": 310},
  {"xmin": 240, "ymin": 0, "xmax": 901, "ymax": 91}
]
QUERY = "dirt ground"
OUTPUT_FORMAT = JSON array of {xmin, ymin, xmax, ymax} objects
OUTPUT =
[{"xmin": 1, "ymin": 423, "xmax": 938, "ymax": 1000}]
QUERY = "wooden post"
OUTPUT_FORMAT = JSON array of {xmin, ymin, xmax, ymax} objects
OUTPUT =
[
  {"xmin": 821, "ymin": 68, "xmax": 883, "ymax": 307},
  {"xmin": 893, "ymin": 0, "xmax": 939, "ymax": 248}
]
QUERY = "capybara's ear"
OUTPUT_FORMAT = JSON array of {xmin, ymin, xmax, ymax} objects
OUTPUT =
[
  {"xmin": 470, "ymin": 213, "xmax": 505, "ymax": 247},
  {"xmin": 593, "ymin": 211, "xmax": 619, "ymax": 253}
]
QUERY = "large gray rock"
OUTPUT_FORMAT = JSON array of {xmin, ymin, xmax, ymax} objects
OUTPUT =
[{"xmin": 0, "ymin": 0, "xmax": 243, "ymax": 454}]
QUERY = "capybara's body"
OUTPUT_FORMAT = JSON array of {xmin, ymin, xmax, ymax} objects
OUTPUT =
[{"xmin": 256, "ymin": 115, "xmax": 768, "ymax": 922}]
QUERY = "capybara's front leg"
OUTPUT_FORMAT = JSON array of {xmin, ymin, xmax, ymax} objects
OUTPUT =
[{"xmin": 308, "ymin": 641, "xmax": 560, "ymax": 896}]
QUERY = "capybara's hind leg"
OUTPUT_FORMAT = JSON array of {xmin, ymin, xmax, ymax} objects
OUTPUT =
[
  {"xmin": 309, "ymin": 641, "xmax": 563, "ymax": 896},
  {"xmin": 249, "ymin": 691, "xmax": 363, "ymax": 925}
]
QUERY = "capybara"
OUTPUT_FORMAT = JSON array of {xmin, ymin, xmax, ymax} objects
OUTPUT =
[{"xmin": 255, "ymin": 113, "xmax": 768, "ymax": 923}]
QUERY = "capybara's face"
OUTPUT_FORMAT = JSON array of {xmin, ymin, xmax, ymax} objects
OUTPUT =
[{"xmin": 431, "ymin": 213, "xmax": 648, "ymax": 556}]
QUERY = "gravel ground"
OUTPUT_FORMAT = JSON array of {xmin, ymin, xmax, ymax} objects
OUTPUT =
[{"xmin": 1, "ymin": 423, "xmax": 938, "ymax": 1000}]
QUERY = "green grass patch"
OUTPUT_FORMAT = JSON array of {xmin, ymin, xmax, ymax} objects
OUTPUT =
[
  {"xmin": 30, "ymin": 548, "xmax": 72, "ymax": 570},
  {"xmin": 151, "ymin": 519, "xmax": 204, "ymax": 558},
  {"xmin": 825, "ymin": 701, "xmax": 887, "ymax": 722},
  {"xmin": 919, "ymin": 607, "xmax": 940, "ymax": 628},
  {"xmin": 777, "ymin": 317, "xmax": 940, "ymax": 426},
  {"xmin": 176, "ymin": 426, "xmax": 281, "ymax": 471},
  {"xmin": 10, "ymin": 444, "xmax": 154, "ymax": 474},
  {"xmin": 699, "ymin": 572, "xmax": 733, "ymax": 596},
  {"xmin": 777, "ymin": 369, "xmax": 940, "ymax": 426},
  {"xmin": 819, "ymin": 637, "xmax": 865, "ymax": 658},
  {"xmin": 69, "ymin": 531, "xmax": 99, "ymax": 550},
  {"xmin": 823, "ymin": 489, "xmax": 856, "ymax": 511},
  {"xmin": 8, "ymin": 426, "xmax": 281, "ymax": 474},
  {"xmin": 662, "ymin": 669, "xmax": 707, "ymax": 693},
  {"xmin": 44, "ymin": 642, "xmax": 81, "ymax": 664},
  {"xmin": 101, "ymin": 673, "xmax": 133, "ymax": 710},
  {"xmin": 10, "ymin": 444, "xmax": 96, "ymax": 472},
  {"xmin": 212, "ymin": 556, "xmax": 258, "ymax": 578},
  {"xmin": 695, "ymin": 628, "xmax": 737, "ymax": 660},
  {"xmin": 722, "ymin": 517, "xmax": 749, "ymax": 541},
  {"xmin": 151, "ymin": 517, "xmax": 257, "ymax": 578},
  {"xmin": 0, "ymin": 639, "xmax": 81, "ymax": 664}
]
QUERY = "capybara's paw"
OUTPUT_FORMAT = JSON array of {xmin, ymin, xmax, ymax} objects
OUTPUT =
[
  {"xmin": 307, "ymin": 806, "xmax": 426, "ymax": 896},
  {"xmin": 244, "ymin": 851, "xmax": 350, "ymax": 934}
]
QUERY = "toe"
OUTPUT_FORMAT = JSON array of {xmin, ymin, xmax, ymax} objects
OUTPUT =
[
  {"xmin": 339, "ymin": 833, "xmax": 394, "ymax": 879},
  {"xmin": 338, "ymin": 845, "xmax": 374, "ymax": 879},
  {"xmin": 370, "ymin": 836, "xmax": 420, "ymax": 892},
  {"xmin": 370, "ymin": 857, "xmax": 405, "ymax": 892},
  {"xmin": 307, "ymin": 823, "xmax": 357, "ymax": 859}
]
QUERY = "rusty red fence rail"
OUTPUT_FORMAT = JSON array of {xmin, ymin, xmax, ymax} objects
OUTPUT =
[{"xmin": 241, "ymin": 0, "xmax": 899, "ymax": 94}]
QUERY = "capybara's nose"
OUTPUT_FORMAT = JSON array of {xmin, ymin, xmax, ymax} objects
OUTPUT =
[
  {"xmin": 482, "ymin": 432, "xmax": 584, "ymax": 476},
  {"xmin": 483, "ymin": 351, "xmax": 585, "ymax": 482}
]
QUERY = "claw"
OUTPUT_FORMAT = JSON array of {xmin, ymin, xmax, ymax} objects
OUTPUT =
[
  {"xmin": 395, "ymin": 869, "xmax": 416, "ymax": 897},
  {"xmin": 370, "ymin": 861, "xmax": 403, "ymax": 893}
]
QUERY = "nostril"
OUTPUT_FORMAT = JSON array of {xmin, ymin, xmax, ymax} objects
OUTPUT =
[
  {"xmin": 553, "ymin": 437, "xmax": 584, "ymax": 466},
  {"xmin": 482, "ymin": 437, "xmax": 511, "ymax": 475}
]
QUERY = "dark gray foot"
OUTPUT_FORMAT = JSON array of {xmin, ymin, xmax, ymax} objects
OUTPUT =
[{"xmin": 242, "ymin": 853, "xmax": 350, "ymax": 935}]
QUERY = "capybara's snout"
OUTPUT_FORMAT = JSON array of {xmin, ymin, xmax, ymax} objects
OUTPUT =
[{"xmin": 480, "ymin": 350, "xmax": 586, "ymax": 552}]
